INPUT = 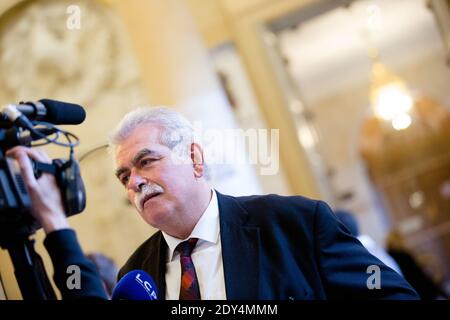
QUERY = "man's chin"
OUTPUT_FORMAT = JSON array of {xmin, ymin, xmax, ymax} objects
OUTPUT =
[{"xmin": 141, "ymin": 206, "xmax": 166, "ymax": 229}]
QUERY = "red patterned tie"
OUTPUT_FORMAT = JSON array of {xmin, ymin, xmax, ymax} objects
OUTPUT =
[{"xmin": 176, "ymin": 238, "xmax": 201, "ymax": 300}]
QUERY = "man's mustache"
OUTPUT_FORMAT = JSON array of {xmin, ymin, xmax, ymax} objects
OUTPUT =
[{"xmin": 134, "ymin": 184, "xmax": 164, "ymax": 211}]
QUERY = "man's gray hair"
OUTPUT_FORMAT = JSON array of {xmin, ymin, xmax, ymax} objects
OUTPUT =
[{"xmin": 108, "ymin": 106, "xmax": 194, "ymax": 155}]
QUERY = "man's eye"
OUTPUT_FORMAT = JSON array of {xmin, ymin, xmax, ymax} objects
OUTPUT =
[
  {"xmin": 120, "ymin": 175, "xmax": 129, "ymax": 186},
  {"xmin": 140, "ymin": 158, "xmax": 155, "ymax": 167}
]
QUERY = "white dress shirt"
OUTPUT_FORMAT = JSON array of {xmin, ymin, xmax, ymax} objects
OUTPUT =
[
  {"xmin": 357, "ymin": 234, "xmax": 403, "ymax": 275},
  {"xmin": 162, "ymin": 189, "xmax": 227, "ymax": 300}
]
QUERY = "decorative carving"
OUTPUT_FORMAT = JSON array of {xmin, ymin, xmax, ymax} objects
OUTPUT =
[{"xmin": 0, "ymin": 0, "xmax": 145, "ymax": 108}]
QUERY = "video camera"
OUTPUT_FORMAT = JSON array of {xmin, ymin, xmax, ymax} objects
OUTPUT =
[{"xmin": 0, "ymin": 99, "xmax": 87, "ymax": 299}]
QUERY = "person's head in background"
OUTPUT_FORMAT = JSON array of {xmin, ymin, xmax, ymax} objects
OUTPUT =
[
  {"xmin": 86, "ymin": 252, "xmax": 119, "ymax": 298},
  {"xmin": 386, "ymin": 228, "xmax": 408, "ymax": 251},
  {"xmin": 108, "ymin": 107, "xmax": 211, "ymax": 240},
  {"xmin": 334, "ymin": 209, "xmax": 360, "ymax": 237}
]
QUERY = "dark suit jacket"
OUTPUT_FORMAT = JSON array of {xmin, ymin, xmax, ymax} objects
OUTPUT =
[{"xmin": 118, "ymin": 192, "xmax": 419, "ymax": 300}]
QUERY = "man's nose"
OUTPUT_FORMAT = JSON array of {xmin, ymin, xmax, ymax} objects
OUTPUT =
[{"xmin": 128, "ymin": 171, "xmax": 146, "ymax": 192}]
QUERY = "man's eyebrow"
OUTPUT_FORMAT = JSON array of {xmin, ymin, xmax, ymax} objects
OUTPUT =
[
  {"xmin": 131, "ymin": 148, "xmax": 160, "ymax": 166},
  {"xmin": 115, "ymin": 149, "xmax": 160, "ymax": 179}
]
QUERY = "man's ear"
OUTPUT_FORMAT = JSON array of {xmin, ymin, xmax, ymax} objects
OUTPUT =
[{"xmin": 190, "ymin": 143, "xmax": 204, "ymax": 178}]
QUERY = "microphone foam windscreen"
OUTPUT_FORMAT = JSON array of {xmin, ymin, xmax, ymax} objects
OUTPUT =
[
  {"xmin": 111, "ymin": 270, "xmax": 158, "ymax": 300},
  {"xmin": 39, "ymin": 99, "xmax": 86, "ymax": 124}
]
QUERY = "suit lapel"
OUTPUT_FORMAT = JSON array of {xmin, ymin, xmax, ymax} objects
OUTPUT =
[
  {"xmin": 142, "ymin": 231, "xmax": 167, "ymax": 300},
  {"xmin": 217, "ymin": 191, "xmax": 261, "ymax": 299}
]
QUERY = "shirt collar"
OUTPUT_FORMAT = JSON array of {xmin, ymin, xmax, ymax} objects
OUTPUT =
[{"xmin": 162, "ymin": 189, "xmax": 219, "ymax": 261}]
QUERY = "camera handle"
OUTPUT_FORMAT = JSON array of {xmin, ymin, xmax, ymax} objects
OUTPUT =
[{"xmin": 32, "ymin": 160, "xmax": 57, "ymax": 178}]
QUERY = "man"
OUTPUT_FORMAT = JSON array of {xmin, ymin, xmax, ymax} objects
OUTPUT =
[{"xmin": 111, "ymin": 107, "xmax": 418, "ymax": 300}]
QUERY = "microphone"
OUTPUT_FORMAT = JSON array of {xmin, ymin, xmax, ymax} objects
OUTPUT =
[
  {"xmin": 111, "ymin": 270, "xmax": 158, "ymax": 300},
  {"xmin": 1, "ymin": 99, "xmax": 86, "ymax": 125}
]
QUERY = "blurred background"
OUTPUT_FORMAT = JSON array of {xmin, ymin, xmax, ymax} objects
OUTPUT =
[{"xmin": 0, "ymin": 0, "xmax": 449, "ymax": 299}]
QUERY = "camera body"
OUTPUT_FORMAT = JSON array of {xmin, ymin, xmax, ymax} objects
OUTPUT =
[
  {"xmin": 0, "ymin": 157, "xmax": 34, "ymax": 239},
  {"xmin": 0, "ymin": 156, "xmax": 86, "ymax": 243}
]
